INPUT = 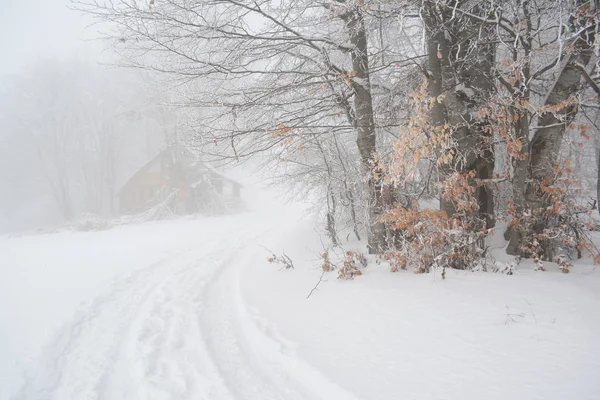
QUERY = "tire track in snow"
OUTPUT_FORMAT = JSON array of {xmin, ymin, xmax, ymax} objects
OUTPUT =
[
  {"xmin": 97, "ymin": 249, "xmax": 238, "ymax": 400},
  {"xmin": 198, "ymin": 247, "xmax": 363, "ymax": 400},
  {"xmin": 14, "ymin": 251, "xmax": 195, "ymax": 400},
  {"xmin": 13, "ymin": 234, "xmax": 248, "ymax": 400},
  {"xmin": 12, "ymin": 219, "xmax": 360, "ymax": 400}
]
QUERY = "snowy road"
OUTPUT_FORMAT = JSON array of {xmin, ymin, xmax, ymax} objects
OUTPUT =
[
  {"xmin": 4, "ymin": 209, "xmax": 600, "ymax": 400},
  {"xmin": 8, "ymin": 214, "xmax": 354, "ymax": 400}
]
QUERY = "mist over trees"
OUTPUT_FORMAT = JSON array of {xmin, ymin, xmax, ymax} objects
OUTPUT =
[
  {"xmin": 0, "ymin": 59, "xmax": 167, "ymax": 232},
  {"xmin": 4, "ymin": 4, "xmax": 600, "ymax": 399},
  {"xmin": 2, "ymin": 0, "xmax": 600, "ymax": 268}
]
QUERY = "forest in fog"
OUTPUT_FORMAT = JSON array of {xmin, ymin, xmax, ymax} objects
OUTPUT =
[
  {"xmin": 3, "ymin": 0, "xmax": 600, "ymax": 269},
  {"xmin": 2, "ymin": 2, "xmax": 600, "ymax": 400}
]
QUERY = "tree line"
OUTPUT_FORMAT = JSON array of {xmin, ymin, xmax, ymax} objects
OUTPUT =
[{"xmin": 75, "ymin": 0, "xmax": 600, "ymax": 270}]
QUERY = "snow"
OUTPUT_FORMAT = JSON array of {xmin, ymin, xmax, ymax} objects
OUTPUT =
[
  {"xmin": 0, "ymin": 215, "xmax": 262, "ymax": 398},
  {"xmin": 242, "ymin": 220, "xmax": 600, "ymax": 400},
  {"xmin": 1, "ymin": 192, "xmax": 600, "ymax": 400}
]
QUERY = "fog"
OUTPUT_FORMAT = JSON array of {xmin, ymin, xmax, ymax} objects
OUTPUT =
[
  {"xmin": 0, "ymin": 1, "xmax": 100, "ymax": 75},
  {"xmin": 0, "ymin": 1, "xmax": 173, "ymax": 233},
  {"xmin": 2, "ymin": 2, "xmax": 600, "ymax": 400}
]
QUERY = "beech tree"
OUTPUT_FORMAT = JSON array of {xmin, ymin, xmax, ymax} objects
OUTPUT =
[
  {"xmin": 76, "ymin": 0, "xmax": 600, "ymax": 268},
  {"xmin": 1, "ymin": 59, "xmax": 167, "ymax": 222},
  {"xmin": 76, "ymin": 0, "xmax": 426, "ymax": 252},
  {"xmin": 379, "ymin": 0, "xmax": 600, "ymax": 271},
  {"xmin": 421, "ymin": 0, "xmax": 496, "ymax": 227}
]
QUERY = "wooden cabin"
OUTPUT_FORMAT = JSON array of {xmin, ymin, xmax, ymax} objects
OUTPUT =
[{"xmin": 118, "ymin": 146, "xmax": 242, "ymax": 215}]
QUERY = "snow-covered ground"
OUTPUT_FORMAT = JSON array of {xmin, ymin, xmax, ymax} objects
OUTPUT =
[{"xmin": 2, "ymin": 192, "xmax": 600, "ymax": 400}]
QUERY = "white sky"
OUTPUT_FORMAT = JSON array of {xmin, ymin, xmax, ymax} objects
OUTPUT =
[{"xmin": 0, "ymin": 0, "xmax": 103, "ymax": 75}]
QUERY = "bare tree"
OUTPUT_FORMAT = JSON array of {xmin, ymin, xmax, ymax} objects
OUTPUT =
[
  {"xmin": 1, "ymin": 59, "xmax": 166, "ymax": 224},
  {"xmin": 421, "ymin": 0, "xmax": 496, "ymax": 228},
  {"xmin": 75, "ymin": 0, "xmax": 425, "ymax": 252}
]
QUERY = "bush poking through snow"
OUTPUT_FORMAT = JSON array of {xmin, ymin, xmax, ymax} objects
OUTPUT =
[
  {"xmin": 321, "ymin": 251, "xmax": 334, "ymax": 272},
  {"xmin": 555, "ymin": 254, "xmax": 572, "ymax": 274},
  {"xmin": 533, "ymin": 253, "xmax": 546, "ymax": 272},
  {"xmin": 383, "ymin": 251, "xmax": 407, "ymax": 272},
  {"xmin": 318, "ymin": 250, "xmax": 367, "ymax": 279},
  {"xmin": 338, "ymin": 251, "xmax": 367, "ymax": 280},
  {"xmin": 267, "ymin": 251, "xmax": 294, "ymax": 270}
]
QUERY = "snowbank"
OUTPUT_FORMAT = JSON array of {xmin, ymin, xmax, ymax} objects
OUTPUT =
[
  {"xmin": 0, "ymin": 214, "xmax": 256, "ymax": 398},
  {"xmin": 241, "ymin": 220, "xmax": 600, "ymax": 400},
  {"xmin": 2, "ymin": 200, "xmax": 599, "ymax": 400}
]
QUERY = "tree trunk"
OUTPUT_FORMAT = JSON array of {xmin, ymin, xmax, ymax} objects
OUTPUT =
[
  {"xmin": 423, "ymin": 0, "xmax": 452, "ymax": 215},
  {"xmin": 326, "ymin": 185, "xmax": 340, "ymax": 247},
  {"xmin": 523, "ymin": 3, "xmax": 595, "ymax": 258},
  {"xmin": 507, "ymin": 110, "xmax": 531, "ymax": 255},
  {"xmin": 315, "ymin": 138, "xmax": 340, "ymax": 247},
  {"xmin": 332, "ymin": 133, "xmax": 361, "ymax": 241},
  {"xmin": 597, "ymin": 144, "xmax": 600, "ymax": 217},
  {"xmin": 467, "ymin": 20, "xmax": 496, "ymax": 229},
  {"xmin": 529, "ymin": 61, "xmax": 593, "ymax": 199},
  {"xmin": 423, "ymin": 0, "xmax": 495, "ymax": 226},
  {"xmin": 345, "ymin": 7, "xmax": 385, "ymax": 253},
  {"xmin": 529, "ymin": 1, "xmax": 595, "ymax": 197}
]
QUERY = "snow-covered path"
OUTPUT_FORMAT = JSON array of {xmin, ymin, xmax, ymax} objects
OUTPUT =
[
  {"xmin": 7, "ymin": 223, "xmax": 245, "ymax": 399},
  {"xmin": 15, "ymin": 244, "xmax": 240, "ymax": 400},
  {"xmin": 4, "ymin": 202, "xmax": 600, "ymax": 400},
  {"xmin": 8, "ymin": 211, "xmax": 353, "ymax": 400}
]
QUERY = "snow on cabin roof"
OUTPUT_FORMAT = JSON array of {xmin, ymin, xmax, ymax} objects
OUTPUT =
[
  {"xmin": 118, "ymin": 150, "xmax": 165, "ymax": 195},
  {"xmin": 118, "ymin": 146, "xmax": 242, "ymax": 195},
  {"xmin": 191, "ymin": 160, "xmax": 243, "ymax": 187}
]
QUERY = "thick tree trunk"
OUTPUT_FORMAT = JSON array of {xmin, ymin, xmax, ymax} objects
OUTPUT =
[
  {"xmin": 332, "ymin": 133, "xmax": 361, "ymax": 241},
  {"xmin": 597, "ymin": 144, "xmax": 600, "ymax": 217},
  {"xmin": 507, "ymin": 111, "xmax": 531, "ymax": 255},
  {"xmin": 475, "ymin": 149, "xmax": 495, "ymax": 228},
  {"xmin": 468, "ymin": 24, "xmax": 496, "ymax": 229},
  {"xmin": 345, "ymin": 7, "xmax": 386, "ymax": 253},
  {"xmin": 506, "ymin": 0, "xmax": 535, "ymax": 255},
  {"xmin": 529, "ymin": 56, "xmax": 593, "ymax": 197},
  {"xmin": 529, "ymin": 1, "xmax": 595, "ymax": 193},
  {"xmin": 423, "ymin": 1, "xmax": 453, "ymax": 216},
  {"xmin": 423, "ymin": 0, "xmax": 495, "ymax": 226},
  {"xmin": 522, "ymin": 4, "xmax": 595, "ymax": 258}
]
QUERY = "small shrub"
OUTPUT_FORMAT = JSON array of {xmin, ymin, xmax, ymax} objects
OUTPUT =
[
  {"xmin": 267, "ymin": 251, "xmax": 294, "ymax": 270},
  {"xmin": 321, "ymin": 251, "xmax": 334, "ymax": 272},
  {"xmin": 338, "ymin": 251, "xmax": 367, "ymax": 280},
  {"xmin": 383, "ymin": 251, "xmax": 407, "ymax": 272},
  {"xmin": 555, "ymin": 254, "xmax": 572, "ymax": 273}
]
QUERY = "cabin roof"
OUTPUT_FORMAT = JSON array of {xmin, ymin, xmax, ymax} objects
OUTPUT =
[
  {"xmin": 118, "ymin": 151, "xmax": 164, "ymax": 195},
  {"xmin": 118, "ymin": 146, "xmax": 241, "ymax": 196}
]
